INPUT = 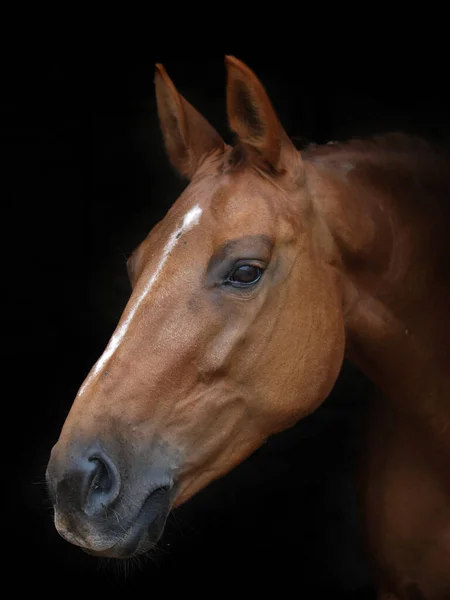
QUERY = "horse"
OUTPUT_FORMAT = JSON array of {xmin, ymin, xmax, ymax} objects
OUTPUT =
[{"xmin": 46, "ymin": 56, "xmax": 450, "ymax": 598}]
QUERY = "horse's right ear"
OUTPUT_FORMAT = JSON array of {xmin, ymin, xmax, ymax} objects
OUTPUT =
[
  {"xmin": 155, "ymin": 64, "xmax": 225, "ymax": 179},
  {"xmin": 225, "ymin": 56, "xmax": 300, "ymax": 175}
]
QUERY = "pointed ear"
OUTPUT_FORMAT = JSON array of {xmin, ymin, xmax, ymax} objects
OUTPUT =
[
  {"xmin": 155, "ymin": 64, "xmax": 225, "ymax": 179},
  {"xmin": 225, "ymin": 56, "xmax": 300, "ymax": 174}
]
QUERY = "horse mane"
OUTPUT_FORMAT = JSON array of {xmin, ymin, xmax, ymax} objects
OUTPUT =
[
  {"xmin": 302, "ymin": 132, "xmax": 450, "ymax": 189},
  {"xmin": 303, "ymin": 132, "xmax": 450, "ymax": 215},
  {"xmin": 228, "ymin": 132, "xmax": 450, "ymax": 190},
  {"xmin": 303, "ymin": 133, "xmax": 450, "ymax": 280},
  {"xmin": 225, "ymin": 133, "xmax": 450, "ymax": 228}
]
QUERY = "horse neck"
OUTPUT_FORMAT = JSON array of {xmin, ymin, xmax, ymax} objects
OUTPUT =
[{"xmin": 303, "ymin": 139, "xmax": 450, "ymax": 421}]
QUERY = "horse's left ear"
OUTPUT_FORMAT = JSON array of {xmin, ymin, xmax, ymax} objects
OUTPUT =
[
  {"xmin": 225, "ymin": 56, "xmax": 301, "ymax": 174},
  {"xmin": 155, "ymin": 64, "xmax": 225, "ymax": 179}
]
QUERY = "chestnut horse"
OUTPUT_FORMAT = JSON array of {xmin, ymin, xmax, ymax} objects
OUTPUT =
[{"xmin": 46, "ymin": 57, "xmax": 450, "ymax": 598}]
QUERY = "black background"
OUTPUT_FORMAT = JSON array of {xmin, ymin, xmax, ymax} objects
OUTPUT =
[{"xmin": 4, "ymin": 29, "xmax": 450, "ymax": 598}]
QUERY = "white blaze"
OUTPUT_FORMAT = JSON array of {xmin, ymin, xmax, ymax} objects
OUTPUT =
[{"xmin": 78, "ymin": 204, "xmax": 203, "ymax": 396}]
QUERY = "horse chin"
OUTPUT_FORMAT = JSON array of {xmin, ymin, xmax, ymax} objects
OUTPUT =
[{"xmin": 83, "ymin": 486, "xmax": 171, "ymax": 559}]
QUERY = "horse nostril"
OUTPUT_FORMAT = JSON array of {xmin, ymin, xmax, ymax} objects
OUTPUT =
[
  {"xmin": 83, "ymin": 452, "xmax": 121, "ymax": 516},
  {"xmin": 90, "ymin": 457, "xmax": 112, "ymax": 494}
]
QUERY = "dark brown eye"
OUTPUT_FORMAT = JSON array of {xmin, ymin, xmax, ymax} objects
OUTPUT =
[{"xmin": 227, "ymin": 264, "xmax": 263, "ymax": 287}]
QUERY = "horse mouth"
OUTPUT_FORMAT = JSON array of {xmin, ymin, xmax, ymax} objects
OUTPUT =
[{"xmin": 83, "ymin": 485, "xmax": 172, "ymax": 559}]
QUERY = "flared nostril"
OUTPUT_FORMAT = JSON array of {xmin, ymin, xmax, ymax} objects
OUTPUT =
[
  {"xmin": 90, "ymin": 457, "xmax": 112, "ymax": 494},
  {"xmin": 83, "ymin": 452, "xmax": 121, "ymax": 516},
  {"xmin": 47, "ymin": 445, "xmax": 122, "ymax": 520}
]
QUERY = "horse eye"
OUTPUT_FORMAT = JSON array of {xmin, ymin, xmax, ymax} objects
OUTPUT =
[{"xmin": 227, "ymin": 264, "xmax": 263, "ymax": 287}]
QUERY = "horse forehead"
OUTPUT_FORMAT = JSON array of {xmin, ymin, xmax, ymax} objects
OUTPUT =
[
  {"xmin": 141, "ymin": 171, "xmax": 281, "ymax": 259},
  {"xmin": 206, "ymin": 173, "xmax": 279, "ymax": 223}
]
